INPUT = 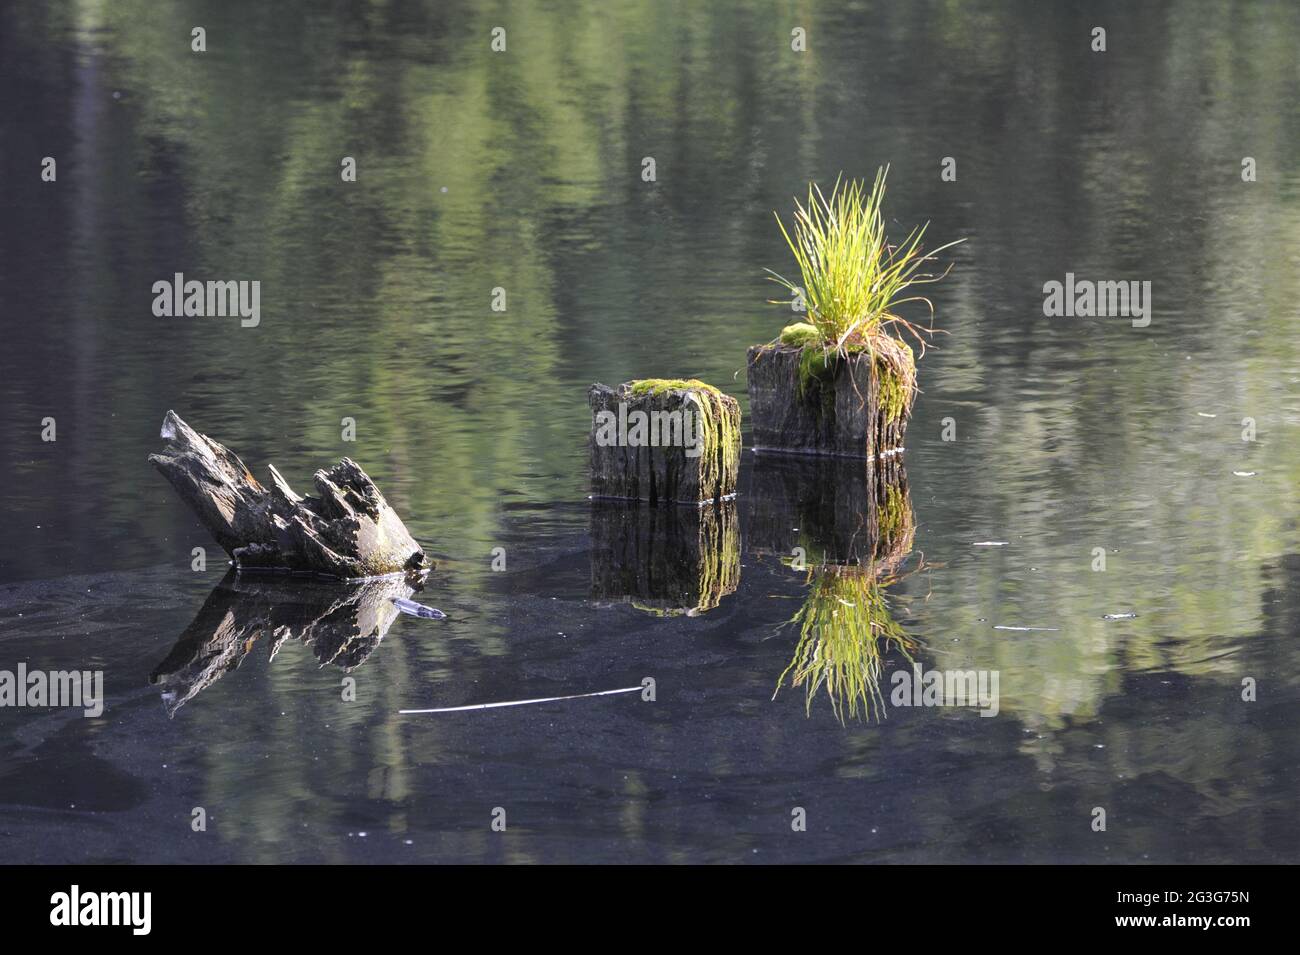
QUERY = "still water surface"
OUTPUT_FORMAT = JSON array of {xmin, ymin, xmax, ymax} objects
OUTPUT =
[{"xmin": 1, "ymin": 1, "xmax": 1298, "ymax": 862}]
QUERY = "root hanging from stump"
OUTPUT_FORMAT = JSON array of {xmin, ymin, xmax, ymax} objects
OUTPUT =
[{"xmin": 149, "ymin": 410, "xmax": 426, "ymax": 579}]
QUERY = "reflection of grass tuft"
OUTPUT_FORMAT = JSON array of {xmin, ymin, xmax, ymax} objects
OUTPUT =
[{"xmin": 775, "ymin": 564, "xmax": 918, "ymax": 723}]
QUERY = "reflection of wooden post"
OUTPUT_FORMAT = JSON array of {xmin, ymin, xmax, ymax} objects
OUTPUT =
[
  {"xmin": 588, "ymin": 382, "xmax": 740, "ymax": 504},
  {"xmin": 590, "ymin": 501, "xmax": 740, "ymax": 615},
  {"xmin": 745, "ymin": 454, "xmax": 913, "ymax": 568},
  {"xmin": 746, "ymin": 345, "xmax": 909, "ymax": 458},
  {"xmin": 149, "ymin": 411, "xmax": 426, "ymax": 578},
  {"xmin": 150, "ymin": 573, "xmax": 414, "ymax": 716}
]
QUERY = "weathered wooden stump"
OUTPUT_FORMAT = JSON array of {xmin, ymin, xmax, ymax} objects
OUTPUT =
[
  {"xmin": 746, "ymin": 343, "xmax": 909, "ymax": 459},
  {"xmin": 745, "ymin": 453, "xmax": 913, "ymax": 569},
  {"xmin": 590, "ymin": 500, "xmax": 740, "ymax": 615},
  {"xmin": 150, "ymin": 572, "xmax": 414, "ymax": 716},
  {"xmin": 588, "ymin": 380, "xmax": 740, "ymax": 505},
  {"xmin": 149, "ymin": 410, "xmax": 426, "ymax": 578}
]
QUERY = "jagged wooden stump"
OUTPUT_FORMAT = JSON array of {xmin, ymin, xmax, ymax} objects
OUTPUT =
[
  {"xmin": 588, "ymin": 380, "xmax": 740, "ymax": 505},
  {"xmin": 149, "ymin": 410, "xmax": 426, "ymax": 578},
  {"xmin": 746, "ymin": 344, "xmax": 909, "ymax": 459}
]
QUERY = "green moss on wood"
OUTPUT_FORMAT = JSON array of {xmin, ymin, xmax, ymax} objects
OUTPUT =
[
  {"xmin": 765, "ymin": 322, "xmax": 918, "ymax": 427},
  {"xmin": 874, "ymin": 344, "xmax": 914, "ymax": 425},
  {"xmin": 628, "ymin": 378, "xmax": 721, "ymax": 397},
  {"xmin": 779, "ymin": 322, "xmax": 821, "ymax": 347},
  {"xmin": 626, "ymin": 378, "xmax": 740, "ymax": 501}
]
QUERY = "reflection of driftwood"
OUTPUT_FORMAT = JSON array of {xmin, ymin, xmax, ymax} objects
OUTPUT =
[
  {"xmin": 149, "ymin": 572, "xmax": 414, "ymax": 716},
  {"xmin": 746, "ymin": 454, "xmax": 914, "ymax": 568},
  {"xmin": 590, "ymin": 501, "xmax": 740, "ymax": 615},
  {"xmin": 747, "ymin": 345, "xmax": 910, "ymax": 458},
  {"xmin": 149, "ymin": 411, "xmax": 426, "ymax": 578}
]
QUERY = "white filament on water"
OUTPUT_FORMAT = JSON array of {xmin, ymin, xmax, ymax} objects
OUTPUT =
[{"xmin": 400, "ymin": 685, "xmax": 642, "ymax": 714}]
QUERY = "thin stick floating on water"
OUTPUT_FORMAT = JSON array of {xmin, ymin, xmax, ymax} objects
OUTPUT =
[{"xmin": 399, "ymin": 685, "xmax": 643, "ymax": 714}]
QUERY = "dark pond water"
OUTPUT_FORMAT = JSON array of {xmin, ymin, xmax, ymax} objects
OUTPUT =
[{"xmin": 1, "ymin": 1, "xmax": 1298, "ymax": 863}]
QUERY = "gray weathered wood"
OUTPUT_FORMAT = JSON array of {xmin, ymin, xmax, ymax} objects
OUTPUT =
[
  {"xmin": 588, "ymin": 382, "xmax": 740, "ymax": 504},
  {"xmin": 746, "ymin": 344, "xmax": 908, "ymax": 458},
  {"xmin": 149, "ymin": 410, "xmax": 426, "ymax": 578}
]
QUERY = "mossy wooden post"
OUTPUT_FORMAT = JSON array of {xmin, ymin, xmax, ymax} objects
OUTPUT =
[
  {"xmin": 590, "ymin": 500, "xmax": 740, "ymax": 615},
  {"xmin": 149, "ymin": 411, "xmax": 427, "ymax": 578},
  {"xmin": 746, "ymin": 324, "xmax": 912, "ymax": 459},
  {"xmin": 588, "ymin": 379, "xmax": 740, "ymax": 505},
  {"xmin": 755, "ymin": 166, "xmax": 962, "ymax": 461}
]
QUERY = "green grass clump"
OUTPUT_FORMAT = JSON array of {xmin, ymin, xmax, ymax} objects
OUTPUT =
[
  {"xmin": 774, "ymin": 564, "xmax": 918, "ymax": 723},
  {"xmin": 765, "ymin": 167, "xmax": 962, "ymax": 418}
]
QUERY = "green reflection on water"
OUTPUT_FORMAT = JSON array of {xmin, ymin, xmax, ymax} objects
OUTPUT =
[{"xmin": 2, "ymin": 0, "xmax": 1299, "ymax": 860}]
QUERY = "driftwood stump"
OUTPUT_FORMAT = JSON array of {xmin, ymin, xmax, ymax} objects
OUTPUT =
[
  {"xmin": 149, "ymin": 410, "xmax": 426, "ymax": 578},
  {"xmin": 150, "ymin": 572, "xmax": 413, "ymax": 716},
  {"xmin": 746, "ymin": 345, "xmax": 909, "ymax": 459},
  {"xmin": 588, "ymin": 381, "xmax": 740, "ymax": 505},
  {"xmin": 590, "ymin": 500, "xmax": 740, "ymax": 615}
]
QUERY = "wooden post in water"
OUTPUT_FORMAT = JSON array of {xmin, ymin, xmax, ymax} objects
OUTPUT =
[{"xmin": 588, "ymin": 380, "xmax": 740, "ymax": 505}]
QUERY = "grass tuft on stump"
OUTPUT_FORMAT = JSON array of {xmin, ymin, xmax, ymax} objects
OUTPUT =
[{"xmin": 765, "ymin": 167, "xmax": 963, "ymax": 421}]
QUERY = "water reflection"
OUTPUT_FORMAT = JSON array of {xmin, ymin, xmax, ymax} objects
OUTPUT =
[
  {"xmin": 589, "ymin": 501, "xmax": 739, "ymax": 615},
  {"xmin": 150, "ymin": 572, "xmax": 418, "ymax": 716},
  {"xmin": 758, "ymin": 457, "xmax": 920, "ymax": 721},
  {"xmin": 746, "ymin": 454, "xmax": 914, "ymax": 568},
  {"xmin": 777, "ymin": 563, "xmax": 920, "ymax": 723},
  {"xmin": 1, "ymin": 0, "xmax": 1297, "ymax": 863}
]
